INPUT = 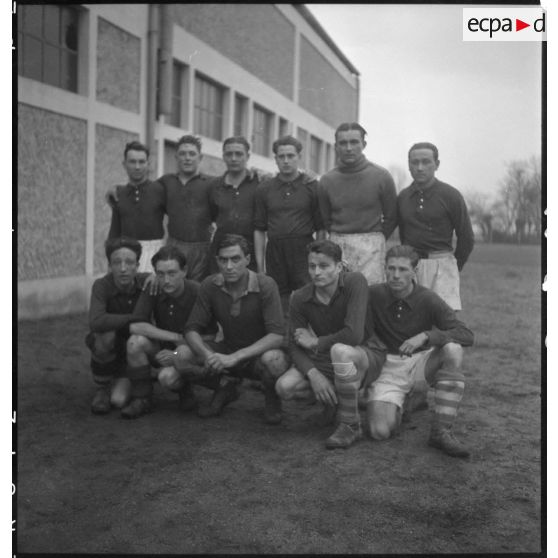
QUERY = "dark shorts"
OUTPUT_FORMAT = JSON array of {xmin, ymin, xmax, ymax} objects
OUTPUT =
[
  {"xmin": 266, "ymin": 235, "xmax": 313, "ymax": 295},
  {"xmin": 205, "ymin": 340, "xmax": 262, "ymax": 380},
  {"xmin": 167, "ymin": 237, "xmax": 212, "ymax": 282}
]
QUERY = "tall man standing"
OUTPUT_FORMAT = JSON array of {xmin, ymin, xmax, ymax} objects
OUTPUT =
[
  {"xmin": 158, "ymin": 135, "xmax": 214, "ymax": 282},
  {"xmin": 318, "ymin": 122, "xmax": 397, "ymax": 285},
  {"xmin": 254, "ymin": 135, "xmax": 325, "ymax": 311},
  {"xmin": 365, "ymin": 245, "xmax": 474, "ymax": 457},
  {"xmin": 107, "ymin": 141, "xmax": 166, "ymax": 271},
  {"xmin": 397, "ymin": 142, "xmax": 474, "ymax": 310}
]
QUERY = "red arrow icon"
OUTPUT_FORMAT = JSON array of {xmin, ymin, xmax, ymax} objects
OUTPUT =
[{"xmin": 516, "ymin": 18, "xmax": 530, "ymax": 31}]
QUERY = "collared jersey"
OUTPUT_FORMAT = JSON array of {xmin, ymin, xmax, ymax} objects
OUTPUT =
[
  {"xmin": 159, "ymin": 173, "xmax": 213, "ymax": 242},
  {"xmin": 209, "ymin": 172, "xmax": 260, "ymax": 239},
  {"xmin": 318, "ymin": 157, "xmax": 397, "ymax": 237},
  {"xmin": 254, "ymin": 173, "xmax": 323, "ymax": 239},
  {"xmin": 107, "ymin": 180, "xmax": 166, "ymax": 240},
  {"xmin": 397, "ymin": 178, "xmax": 474, "ymax": 270},
  {"xmin": 366, "ymin": 283, "xmax": 474, "ymax": 355},
  {"xmin": 289, "ymin": 271, "xmax": 371, "ymax": 376},
  {"xmin": 130, "ymin": 279, "xmax": 200, "ymax": 334},
  {"xmin": 186, "ymin": 270, "xmax": 284, "ymax": 352},
  {"xmin": 89, "ymin": 272, "xmax": 149, "ymax": 333}
]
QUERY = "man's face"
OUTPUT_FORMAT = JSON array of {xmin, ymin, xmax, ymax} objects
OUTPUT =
[
  {"xmin": 123, "ymin": 149, "xmax": 149, "ymax": 184},
  {"xmin": 216, "ymin": 245, "xmax": 250, "ymax": 284},
  {"xmin": 335, "ymin": 129, "xmax": 365, "ymax": 165},
  {"xmin": 274, "ymin": 145, "xmax": 300, "ymax": 178},
  {"xmin": 385, "ymin": 257, "xmax": 415, "ymax": 297},
  {"xmin": 408, "ymin": 148, "xmax": 439, "ymax": 186},
  {"xmin": 308, "ymin": 252, "xmax": 342, "ymax": 290},
  {"xmin": 223, "ymin": 143, "xmax": 249, "ymax": 174},
  {"xmin": 155, "ymin": 259, "xmax": 186, "ymax": 296},
  {"xmin": 109, "ymin": 247, "xmax": 139, "ymax": 289},
  {"xmin": 176, "ymin": 143, "xmax": 202, "ymax": 176}
]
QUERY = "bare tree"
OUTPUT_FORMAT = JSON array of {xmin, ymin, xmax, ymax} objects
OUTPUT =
[{"xmin": 466, "ymin": 192, "xmax": 495, "ymax": 243}]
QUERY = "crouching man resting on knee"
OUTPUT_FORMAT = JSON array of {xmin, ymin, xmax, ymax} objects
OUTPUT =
[{"xmin": 365, "ymin": 245, "xmax": 474, "ymax": 457}]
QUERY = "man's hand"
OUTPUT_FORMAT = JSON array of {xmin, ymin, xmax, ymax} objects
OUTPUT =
[
  {"xmin": 294, "ymin": 328, "xmax": 318, "ymax": 351},
  {"xmin": 307, "ymin": 369, "xmax": 337, "ymax": 406},
  {"xmin": 105, "ymin": 186, "xmax": 119, "ymax": 206},
  {"xmin": 398, "ymin": 332, "xmax": 428, "ymax": 357},
  {"xmin": 205, "ymin": 352, "xmax": 240, "ymax": 373},
  {"xmin": 142, "ymin": 273, "xmax": 160, "ymax": 295},
  {"xmin": 155, "ymin": 349, "xmax": 175, "ymax": 367}
]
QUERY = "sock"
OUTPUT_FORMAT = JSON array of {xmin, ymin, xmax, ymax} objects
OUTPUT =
[
  {"xmin": 127, "ymin": 364, "xmax": 153, "ymax": 398},
  {"xmin": 333, "ymin": 362, "xmax": 360, "ymax": 426},
  {"xmin": 433, "ymin": 380, "xmax": 465, "ymax": 429},
  {"xmin": 91, "ymin": 359, "xmax": 117, "ymax": 388}
]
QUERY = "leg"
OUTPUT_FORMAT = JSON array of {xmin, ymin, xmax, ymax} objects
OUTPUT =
[
  {"xmin": 325, "ymin": 343, "xmax": 368, "ymax": 449},
  {"xmin": 159, "ymin": 347, "xmax": 198, "ymax": 413},
  {"xmin": 86, "ymin": 331, "xmax": 118, "ymax": 414},
  {"xmin": 367, "ymin": 400, "xmax": 400, "ymax": 440},
  {"xmin": 110, "ymin": 378, "xmax": 131, "ymax": 408},
  {"xmin": 275, "ymin": 367, "xmax": 314, "ymax": 401},
  {"xmin": 424, "ymin": 343, "xmax": 469, "ymax": 458},
  {"xmin": 259, "ymin": 349, "xmax": 290, "ymax": 424}
]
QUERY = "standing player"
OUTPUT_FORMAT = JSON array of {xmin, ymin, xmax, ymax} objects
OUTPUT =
[
  {"xmin": 318, "ymin": 122, "xmax": 397, "ymax": 285},
  {"xmin": 254, "ymin": 135, "xmax": 325, "ymax": 311},
  {"xmin": 120, "ymin": 246, "xmax": 211, "ymax": 418},
  {"xmin": 184, "ymin": 234, "xmax": 289, "ymax": 422},
  {"xmin": 86, "ymin": 237, "xmax": 148, "ymax": 414},
  {"xmin": 271, "ymin": 240, "xmax": 383, "ymax": 449},
  {"xmin": 397, "ymin": 142, "xmax": 474, "ymax": 310},
  {"xmin": 365, "ymin": 245, "xmax": 474, "ymax": 457},
  {"xmin": 107, "ymin": 141, "xmax": 166, "ymax": 271}
]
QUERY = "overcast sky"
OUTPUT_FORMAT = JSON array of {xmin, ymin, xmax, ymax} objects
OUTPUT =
[{"xmin": 307, "ymin": 4, "xmax": 542, "ymax": 201}]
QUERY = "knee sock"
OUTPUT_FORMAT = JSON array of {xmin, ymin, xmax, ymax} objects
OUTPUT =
[
  {"xmin": 91, "ymin": 359, "xmax": 117, "ymax": 389},
  {"xmin": 127, "ymin": 364, "xmax": 153, "ymax": 398},
  {"xmin": 333, "ymin": 362, "xmax": 360, "ymax": 426},
  {"xmin": 433, "ymin": 380, "xmax": 465, "ymax": 429}
]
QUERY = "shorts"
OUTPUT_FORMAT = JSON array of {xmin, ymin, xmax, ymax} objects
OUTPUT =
[
  {"xmin": 366, "ymin": 348, "xmax": 434, "ymax": 408},
  {"xmin": 205, "ymin": 340, "xmax": 262, "ymax": 380},
  {"xmin": 416, "ymin": 253, "xmax": 461, "ymax": 310},
  {"xmin": 167, "ymin": 237, "xmax": 211, "ymax": 282},
  {"xmin": 138, "ymin": 239, "xmax": 165, "ymax": 272},
  {"xmin": 329, "ymin": 231, "xmax": 385, "ymax": 285},
  {"xmin": 266, "ymin": 235, "xmax": 313, "ymax": 295}
]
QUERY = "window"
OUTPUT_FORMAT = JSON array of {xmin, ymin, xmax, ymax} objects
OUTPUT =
[
  {"xmin": 310, "ymin": 135, "xmax": 323, "ymax": 174},
  {"xmin": 170, "ymin": 60, "xmax": 187, "ymax": 128},
  {"xmin": 194, "ymin": 73, "xmax": 224, "ymax": 141},
  {"xmin": 234, "ymin": 94, "xmax": 248, "ymax": 137},
  {"xmin": 279, "ymin": 117, "xmax": 289, "ymax": 138},
  {"xmin": 326, "ymin": 143, "xmax": 333, "ymax": 171},
  {"xmin": 252, "ymin": 104, "xmax": 273, "ymax": 156},
  {"xmin": 297, "ymin": 128, "xmax": 308, "ymax": 167},
  {"xmin": 18, "ymin": 4, "xmax": 80, "ymax": 92}
]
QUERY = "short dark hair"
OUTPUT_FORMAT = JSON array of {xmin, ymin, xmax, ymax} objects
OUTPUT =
[
  {"xmin": 334, "ymin": 122, "xmax": 367, "ymax": 143},
  {"xmin": 151, "ymin": 245, "xmax": 187, "ymax": 270},
  {"xmin": 124, "ymin": 141, "xmax": 149, "ymax": 160},
  {"xmin": 217, "ymin": 234, "xmax": 250, "ymax": 257},
  {"xmin": 223, "ymin": 136, "xmax": 250, "ymax": 153},
  {"xmin": 105, "ymin": 237, "xmax": 142, "ymax": 262},
  {"xmin": 272, "ymin": 135, "xmax": 302, "ymax": 155},
  {"xmin": 385, "ymin": 245, "xmax": 420, "ymax": 268},
  {"xmin": 408, "ymin": 142, "xmax": 439, "ymax": 162},
  {"xmin": 306, "ymin": 239, "xmax": 342, "ymax": 263},
  {"xmin": 176, "ymin": 135, "xmax": 202, "ymax": 153}
]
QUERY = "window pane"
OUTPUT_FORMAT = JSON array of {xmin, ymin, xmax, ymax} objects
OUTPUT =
[
  {"xmin": 17, "ymin": 32, "xmax": 23, "ymax": 72},
  {"xmin": 43, "ymin": 44, "xmax": 60, "ymax": 87},
  {"xmin": 61, "ymin": 50, "xmax": 78, "ymax": 92},
  {"xmin": 23, "ymin": 5, "xmax": 43, "ymax": 37},
  {"xmin": 61, "ymin": 7, "xmax": 78, "ymax": 51},
  {"xmin": 23, "ymin": 35, "xmax": 42, "ymax": 81},
  {"xmin": 43, "ymin": 5, "xmax": 60, "ymax": 44}
]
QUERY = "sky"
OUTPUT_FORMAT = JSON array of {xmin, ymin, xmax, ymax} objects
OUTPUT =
[{"xmin": 307, "ymin": 4, "xmax": 543, "ymax": 201}]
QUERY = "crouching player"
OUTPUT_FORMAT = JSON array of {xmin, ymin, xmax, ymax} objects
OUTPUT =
[
  {"xmin": 365, "ymin": 245, "xmax": 474, "ymax": 457},
  {"xmin": 86, "ymin": 237, "xmax": 148, "ymax": 414},
  {"xmin": 271, "ymin": 240, "xmax": 383, "ymax": 449},
  {"xmin": 121, "ymin": 246, "xmax": 211, "ymax": 418},
  {"xmin": 183, "ymin": 234, "xmax": 289, "ymax": 422}
]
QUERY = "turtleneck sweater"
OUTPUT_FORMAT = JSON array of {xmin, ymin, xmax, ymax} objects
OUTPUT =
[{"xmin": 318, "ymin": 156, "xmax": 397, "ymax": 237}]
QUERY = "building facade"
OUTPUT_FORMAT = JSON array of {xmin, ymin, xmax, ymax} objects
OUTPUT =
[{"xmin": 17, "ymin": 3, "xmax": 359, "ymax": 319}]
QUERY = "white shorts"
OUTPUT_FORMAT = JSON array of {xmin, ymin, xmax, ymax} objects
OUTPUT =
[
  {"xmin": 329, "ymin": 231, "xmax": 385, "ymax": 285},
  {"xmin": 138, "ymin": 239, "xmax": 165, "ymax": 272},
  {"xmin": 416, "ymin": 253, "xmax": 461, "ymax": 310},
  {"xmin": 366, "ymin": 348, "xmax": 434, "ymax": 409}
]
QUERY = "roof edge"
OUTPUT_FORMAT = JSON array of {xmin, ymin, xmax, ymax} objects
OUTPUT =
[{"xmin": 293, "ymin": 4, "xmax": 360, "ymax": 76}]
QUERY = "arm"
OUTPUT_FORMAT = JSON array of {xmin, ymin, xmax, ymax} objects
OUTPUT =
[
  {"xmin": 452, "ymin": 192, "xmax": 475, "ymax": 271},
  {"xmin": 253, "ymin": 185, "xmax": 268, "ymax": 273},
  {"xmin": 254, "ymin": 230, "xmax": 267, "ymax": 273},
  {"xmin": 317, "ymin": 181, "xmax": 331, "ymax": 232},
  {"xmin": 88, "ymin": 280, "xmax": 133, "ymax": 333},
  {"xmin": 130, "ymin": 322, "xmax": 184, "ymax": 344},
  {"xmin": 380, "ymin": 172, "xmax": 398, "ymax": 239},
  {"xmin": 425, "ymin": 295, "xmax": 474, "ymax": 347},
  {"xmin": 107, "ymin": 202, "xmax": 121, "ymax": 239},
  {"xmin": 288, "ymin": 293, "xmax": 321, "ymax": 377}
]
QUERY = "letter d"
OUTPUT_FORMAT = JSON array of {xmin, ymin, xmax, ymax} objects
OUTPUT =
[{"xmin": 534, "ymin": 13, "xmax": 545, "ymax": 32}]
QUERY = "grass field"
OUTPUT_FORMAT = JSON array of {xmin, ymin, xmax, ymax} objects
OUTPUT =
[{"xmin": 16, "ymin": 242, "xmax": 542, "ymax": 554}]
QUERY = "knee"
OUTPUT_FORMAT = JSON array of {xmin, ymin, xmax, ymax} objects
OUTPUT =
[
  {"xmin": 127, "ymin": 334, "xmax": 150, "ymax": 356},
  {"xmin": 368, "ymin": 421, "xmax": 393, "ymax": 441},
  {"xmin": 92, "ymin": 332, "xmax": 116, "ymax": 360},
  {"xmin": 158, "ymin": 367, "xmax": 182, "ymax": 390},
  {"xmin": 441, "ymin": 342, "xmax": 463, "ymax": 368},
  {"xmin": 260, "ymin": 349, "xmax": 289, "ymax": 379},
  {"xmin": 330, "ymin": 343, "xmax": 353, "ymax": 363},
  {"xmin": 174, "ymin": 345, "xmax": 194, "ymax": 368},
  {"xmin": 275, "ymin": 374, "xmax": 294, "ymax": 400}
]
